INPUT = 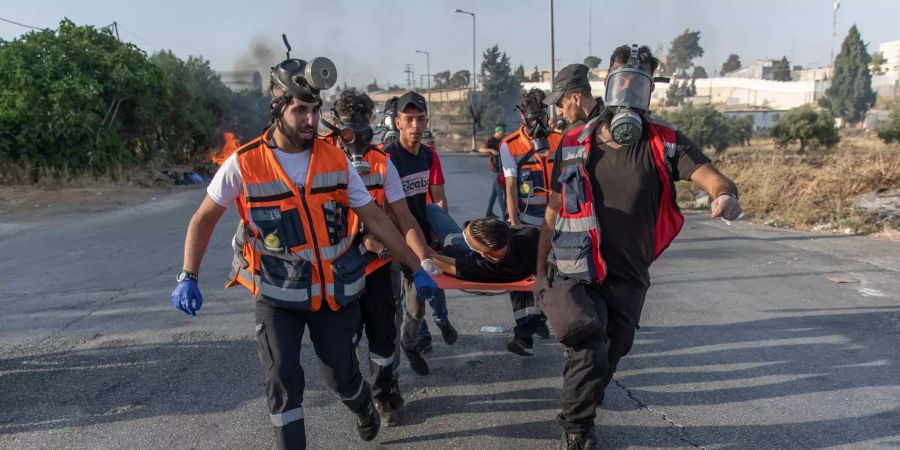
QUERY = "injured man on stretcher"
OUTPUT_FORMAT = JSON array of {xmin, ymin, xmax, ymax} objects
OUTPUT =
[{"xmin": 425, "ymin": 204, "xmax": 550, "ymax": 355}]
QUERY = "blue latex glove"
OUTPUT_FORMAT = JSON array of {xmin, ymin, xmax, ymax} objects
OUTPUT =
[
  {"xmin": 412, "ymin": 268, "xmax": 438, "ymax": 302},
  {"xmin": 171, "ymin": 280, "xmax": 203, "ymax": 316}
]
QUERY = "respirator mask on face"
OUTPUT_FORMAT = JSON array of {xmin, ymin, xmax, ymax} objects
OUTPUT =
[
  {"xmin": 603, "ymin": 45, "xmax": 654, "ymax": 145},
  {"xmin": 519, "ymin": 107, "xmax": 551, "ymax": 152},
  {"xmin": 323, "ymin": 111, "xmax": 374, "ymax": 174}
]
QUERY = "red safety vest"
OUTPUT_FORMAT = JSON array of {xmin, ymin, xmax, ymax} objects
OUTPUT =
[
  {"xmin": 551, "ymin": 117, "xmax": 684, "ymax": 284},
  {"xmin": 225, "ymin": 133, "xmax": 365, "ymax": 311}
]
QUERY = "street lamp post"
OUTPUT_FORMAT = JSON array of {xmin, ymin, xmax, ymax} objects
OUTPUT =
[
  {"xmin": 549, "ymin": 0, "xmax": 556, "ymax": 119},
  {"xmin": 415, "ymin": 49, "xmax": 432, "ymax": 116},
  {"xmin": 455, "ymin": 8, "xmax": 476, "ymax": 151}
]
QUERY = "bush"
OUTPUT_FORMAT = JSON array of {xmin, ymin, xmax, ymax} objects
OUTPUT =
[
  {"xmin": 771, "ymin": 106, "xmax": 839, "ymax": 153},
  {"xmin": 657, "ymin": 104, "xmax": 744, "ymax": 155},
  {"xmin": 877, "ymin": 106, "xmax": 900, "ymax": 144}
]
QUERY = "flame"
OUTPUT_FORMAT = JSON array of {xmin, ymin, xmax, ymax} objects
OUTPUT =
[{"xmin": 211, "ymin": 131, "xmax": 240, "ymax": 165}]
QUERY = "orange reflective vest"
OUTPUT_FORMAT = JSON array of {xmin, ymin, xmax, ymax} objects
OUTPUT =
[
  {"xmin": 551, "ymin": 117, "xmax": 684, "ymax": 285},
  {"xmin": 501, "ymin": 126, "xmax": 563, "ymax": 225},
  {"xmin": 226, "ymin": 134, "xmax": 365, "ymax": 312},
  {"xmin": 347, "ymin": 146, "xmax": 392, "ymax": 275}
]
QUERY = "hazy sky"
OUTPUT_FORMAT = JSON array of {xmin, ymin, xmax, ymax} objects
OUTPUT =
[{"xmin": 2, "ymin": 0, "xmax": 897, "ymax": 88}]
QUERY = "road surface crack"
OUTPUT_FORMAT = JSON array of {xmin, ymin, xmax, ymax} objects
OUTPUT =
[{"xmin": 612, "ymin": 377, "xmax": 705, "ymax": 448}]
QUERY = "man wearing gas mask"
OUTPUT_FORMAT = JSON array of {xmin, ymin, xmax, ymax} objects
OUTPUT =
[
  {"xmin": 170, "ymin": 43, "xmax": 439, "ymax": 449},
  {"xmin": 536, "ymin": 47, "xmax": 742, "ymax": 449},
  {"xmin": 322, "ymin": 90, "xmax": 440, "ymax": 426}
]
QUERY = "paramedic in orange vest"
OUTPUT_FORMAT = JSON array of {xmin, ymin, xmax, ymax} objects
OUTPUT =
[
  {"xmin": 323, "ymin": 89, "xmax": 439, "ymax": 427},
  {"xmin": 536, "ymin": 48, "xmax": 742, "ymax": 449},
  {"xmin": 496, "ymin": 89, "xmax": 563, "ymax": 356},
  {"xmin": 169, "ymin": 56, "xmax": 437, "ymax": 450}
]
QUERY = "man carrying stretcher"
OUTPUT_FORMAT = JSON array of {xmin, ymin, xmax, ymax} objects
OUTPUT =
[{"xmin": 427, "ymin": 210, "xmax": 549, "ymax": 356}]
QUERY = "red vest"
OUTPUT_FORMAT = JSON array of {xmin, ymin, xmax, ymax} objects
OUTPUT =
[{"xmin": 551, "ymin": 117, "xmax": 684, "ymax": 284}]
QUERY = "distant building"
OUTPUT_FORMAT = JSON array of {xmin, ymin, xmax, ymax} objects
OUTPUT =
[
  {"xmin": 723, "ymin": 110, "xmax": 789, "ymax": 133},
  {"xmin": 218, "ymin": 71, "xmax": 263, "ymax": 93},
  {"xmin": 877, "ymin": 40, "xmax": 900, "ymax": 78},
  {"xmin": 725, "ymin": 59, "xmax": 776, "ymax": 80}
]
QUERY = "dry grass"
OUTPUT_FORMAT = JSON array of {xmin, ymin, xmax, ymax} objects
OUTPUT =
[
  {"xmin": 679, "ymin": 136, "xmax": 900, "ymax": 234},
  {"xmin": 0, "ymin": 161, "xmax": 172, "ymax": 188}
]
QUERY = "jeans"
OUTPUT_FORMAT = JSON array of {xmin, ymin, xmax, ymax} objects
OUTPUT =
[
  {"xmin": 413, "ymin": 204, "xmax": 461, "ymax": 340},
  {"xmin": 485, "ymin": 173, "xmax": 506, "ymax": 219}
]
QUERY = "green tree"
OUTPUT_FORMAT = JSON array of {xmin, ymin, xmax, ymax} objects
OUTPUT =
[
  {"xmin": 659, "ymin": 104, "xmax": 743, "ymax": 155},
  {"xmin": 583, "ymin": 55, "xmax": 602, "ymax": 69},
  {"xmin": 530, "ymin": 66, "xmax": 542, "ymax": 82},
  {"xmin": 449, "ymin": 70, "xmax": 471, "ymax": 88},
  {"xmin": 432, "ymin": 70, "xmax": 451, "ymax": 89},
  {"xmin": 366, "ymin": 79, "xmax": 382, "ymax": 92},
  {"xmin": 514, "ymin": 64, "xmax": 526, "ymax": 82},
  {"xmin": 772, "ymin": 56, "xmax": 792, "ymax": 81},
  {"xmin": 692, "ymin": 66, "xmax": 708, "ymax": 79},
  {"xmin": 876, "ymin": 106, "xmax": 900, "ymax": 143},
  {"xmin": 870, "ymin": 51, "xmax": 887, "ymax": 76},
  {"xmin": 819, "ymin": 25, "xmax": 876, "ymax": 124},
  {"xmin": 0, "ymin": 19, "xmax": 168, "ymax": 172},
  {"xmin": 771, "ymin": 106, "xmax": 839, "ymax": 153},
  {"xmin": 479, "ymin": 45, "xmax": 522, "ymax": 133},
  {"xmin": 664, "ymin": 81, "xmax": 688, "ymax": 107},
  {"xmin": 667, "ymin": 29, "xmax": 704, "ymax": 75},
  {"xmin": 721, "ymin": 54, "xmax": 741, "ymax": 75}
]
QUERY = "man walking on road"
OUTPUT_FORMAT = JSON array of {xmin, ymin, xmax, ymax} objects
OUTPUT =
[
  {"xmin": 478, "ymin": 123, "xmax": 507, "ymax": 219},
  {"xmin": 383, "ymin": 91, "xmax": 458, "ymax": 376},
  {"xmin": 536, "ymin": 47, "xmax": 743, "ymax": 449},
  {"xmin": 169, "ymin": 56, "xmax": 437, "ymax": 449}
]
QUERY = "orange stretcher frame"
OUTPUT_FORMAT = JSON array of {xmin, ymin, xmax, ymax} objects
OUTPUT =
[{"xmin": 433, "ymin": 274, "xmax": 535, "ymax": 292}]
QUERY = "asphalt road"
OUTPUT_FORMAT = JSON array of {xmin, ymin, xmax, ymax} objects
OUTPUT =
[{"xmin": 2, "ymin": 153, "xmax": 899, "ymax": 449}]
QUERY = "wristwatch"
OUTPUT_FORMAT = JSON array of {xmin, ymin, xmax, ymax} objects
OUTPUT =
[
  {"xmin": 377, "ymin": 247, "xmax": 391, "ymax": 260},
  {"xmin": 176, "ymin": 270, "xmax": 199, "ymax": 283},
  {"xmin": 718, "ymin": 192, "xmax": 739, "ymax": 201}
]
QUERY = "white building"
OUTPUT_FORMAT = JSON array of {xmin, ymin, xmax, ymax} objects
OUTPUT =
[{"xmin": 877, "ymin": 40, "xmax": 900, "ymax": 78}]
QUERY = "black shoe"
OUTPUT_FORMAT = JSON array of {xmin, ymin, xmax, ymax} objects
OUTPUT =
[
  {"xmin": 403, "ymin": 348, "xmax": 430, "ymax": 375},
  {"xmin": 560, "ymin": 427, "xmax": 599, "ymax": 450},
  {"xmin": 386, "ymin": 381, "xmax": 405, "ymax": 410},
  {"xmin": 356, "ymin": 402, "xmax": 380, "ymax": 442},
  {"xmin": 506, "ymin": 338, "xmax": 534, "ymax": 356},
  {"xmin": 416, "ymin": 335, "xmax": 433, "ymax": 353},
  {"xmin": 375, "ymin": 400, "xmax": 399, "ymax": 427},
  {"xmin": 434, "ymin": 318, "xmax": 458, "ymax": 345},
  {"xmin": 536, "ymin": 320, "xmax": 551, "ymax": 339}
]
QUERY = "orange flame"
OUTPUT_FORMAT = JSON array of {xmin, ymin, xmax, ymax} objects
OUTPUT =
[{"xmin": 211, "ymin": 131, "xmax": 240, "ymax": 165}]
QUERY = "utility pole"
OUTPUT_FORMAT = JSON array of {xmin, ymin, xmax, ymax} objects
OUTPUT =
[
  {"xmin": 549, "ymin": 0, "xmax": 556, "ymax": 118},
  {"xmin": 415, "ymin": 49, "xmax": 432, "ymax": 111},
  {"xmin": 830, "ymin": 0, "xmax": 840, "ymax": 64},
  {"xmin": 588, "ymin": 3, "xmax": 592, "ymax": 58},
  {"xmin": 455, "ymin": 9, "xmax": 477, "ymax": 151},
  {"xmin": 404, "ymin": 64, "xmax": 414, "ymax": 90}
]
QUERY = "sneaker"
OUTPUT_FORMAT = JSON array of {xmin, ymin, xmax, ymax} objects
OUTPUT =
[
  {"xmin": 403, "ymin": 348, "xmax": 430, "ymax": 375},
  {"xmin": 560, "ymin": 427, "xmax": 599, "ymax": 450},
  {"xmin": 355, "ymin": 402, "xmax": 380, "ymax": 441},
  {"xmin": 536, "ymin": 320, "xmax": 551, "ymax": 339},
  {"xmin": 416, "ymin": 335, "xmax": 433, "ymax": 353},
  {"xmin": 434, "ymin": 318, "xmax": 458, "ymax": 345},
  {"xmin": 375, "ymin": 400, "xmax": 399, "ymax": 427},
  {"xmin": 386, "ymin": 381, "xmax": 406, "ymax": 410},
  {"xmin": 506, "ymin": 338, "xmax": 534, "ymax": 357}
]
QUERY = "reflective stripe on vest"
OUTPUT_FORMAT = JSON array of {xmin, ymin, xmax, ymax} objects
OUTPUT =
[
  {"xmin": 501, "ymin": 127, "xmax": 563, "ymax": 218},
  {"xmin": 549, "ymin": 116, "xmax": 684, "ymax": 285},
  {"xmin": 224, "ymin": 136, "xmax": 366, "ymax": 312}
]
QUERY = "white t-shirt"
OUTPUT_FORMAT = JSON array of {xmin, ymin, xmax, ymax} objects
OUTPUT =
[
  {"xmin": 382, "ymin": 159, "xmax": 406, "ymax": 204},
  {"xmin": 207, "ymin": 149, "xmax": 373, "ymax": 208},
  {"xmin": 499, "ymin": 141, "xmax": 518, "ymax": 179}
]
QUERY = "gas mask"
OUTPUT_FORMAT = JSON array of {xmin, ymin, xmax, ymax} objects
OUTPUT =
[
  {"xmin": 323, "ymin": 111, "xmax": 374, "ymax": 174},
  {"xmin": 520, "ymin": 108, "xmax": 551, "ymax": 152},
  {"xmin": 269, "ymin": 34, "xmax": 337, "ymax": 122},
  {"xmin": 603, "ymin": 44, "xmax": 654, "ymax": 145},
  {"xmin": 380, "ymin": 97, "xmax": 400, "ymax": 146}
]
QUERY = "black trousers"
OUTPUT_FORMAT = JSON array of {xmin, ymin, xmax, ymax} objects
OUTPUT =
[
  {"xmin": 557, "ymin": 277, "xmax": 648, "ymax": 433},
  {"xmin": 510, "ymin": 291, "xmax": 546, "ymax": 345},
  {"xmin": 355, "ymin": 263, "xmax": 398, "ymax": 402},
  {"xmin": 255, "ymin": 300, "xmax": 372, "ymax": 450}
]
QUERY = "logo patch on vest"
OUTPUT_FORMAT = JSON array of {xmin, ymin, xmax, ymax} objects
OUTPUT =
[{"xmin": 264, "ymin": 233, "xmax": 282, "ymax": 251}]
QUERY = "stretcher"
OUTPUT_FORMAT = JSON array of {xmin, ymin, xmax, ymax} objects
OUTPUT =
[{"xmin": 433, "ymin": 273, "xmax": 535, "ymax": 292}]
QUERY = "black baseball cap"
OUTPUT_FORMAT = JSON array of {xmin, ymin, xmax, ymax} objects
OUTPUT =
[
  {"xmin": 397, "ymin": 91, "xmax": 428, "ymax": 114},
  {"xmin": 543, "ymin": 63, "xmax": 591, "ymax": 106}
]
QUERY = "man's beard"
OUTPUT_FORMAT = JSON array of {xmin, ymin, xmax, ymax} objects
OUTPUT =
[{"xmin": 277, "ymin": 120, "xmax": 315, "ymax": 150}]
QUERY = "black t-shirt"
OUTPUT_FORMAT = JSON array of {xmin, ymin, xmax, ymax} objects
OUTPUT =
[
  {"xmin": 550, "ymin": 126, "xmax": 710, "ymax": 287},
  {"xmin": 385, "ymin": 141, "xmax": 435, "ymax": 239},
  {"xmin": 445, "ymin": 226, "xmax": 540, "ymax": 283},
  {"xmin": 484, "ymin": 136, "xmax": 502, "ymax": 173}
]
